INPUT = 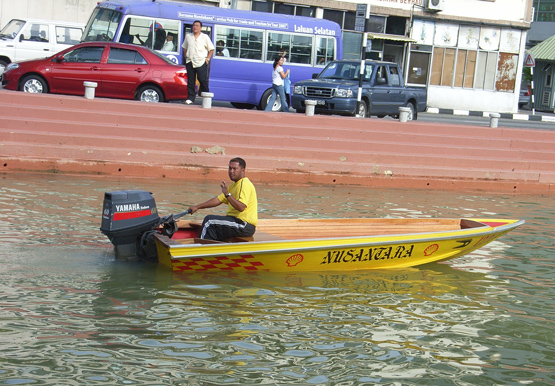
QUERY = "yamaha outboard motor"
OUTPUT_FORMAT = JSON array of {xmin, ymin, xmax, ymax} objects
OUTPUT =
[{"xmin": 100, "ymin": 190, "xmax": 160, "ymax": 259}]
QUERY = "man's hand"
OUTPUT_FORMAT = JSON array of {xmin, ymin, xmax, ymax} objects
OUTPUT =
[{"xmin": 220, "ymin": 180, "xmax": 228, "ymax": 195}]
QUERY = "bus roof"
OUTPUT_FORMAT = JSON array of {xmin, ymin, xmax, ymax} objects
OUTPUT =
[{"xmin": 97, "ymin": 0, "xmax": 341, "ymax": 37}]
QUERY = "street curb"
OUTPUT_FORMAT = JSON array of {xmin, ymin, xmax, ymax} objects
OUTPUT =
[{"xmin": 425, "ymin": 107, "xmax": 555, "ymax": 122}]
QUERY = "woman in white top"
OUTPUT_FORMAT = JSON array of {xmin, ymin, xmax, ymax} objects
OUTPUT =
[{"xmin": 264, "ymin": 55, "xmax": 290, "ymax": 112}]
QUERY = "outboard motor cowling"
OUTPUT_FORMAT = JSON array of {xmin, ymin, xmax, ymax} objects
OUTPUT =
[{"xmin": 100, "ymin": 190, "xmax": 160, "ymax": 259}]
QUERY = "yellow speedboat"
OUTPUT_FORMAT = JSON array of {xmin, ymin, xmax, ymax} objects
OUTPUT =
[{"xmin": 154, "ymin": 218, "xmax": 523, "ymax": 272}]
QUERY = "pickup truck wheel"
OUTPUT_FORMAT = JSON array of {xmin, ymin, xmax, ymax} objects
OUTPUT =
[
  {"xmin": 405, "ymin": 102, "xmax": 416, "ymax": 120},
  {"xmin": 354, "ymin": 101, "xmax": 368, "ymax": 117},
  {"xmin": 20, "ymin": 75, "xmax": 49, "ymax": 94}
]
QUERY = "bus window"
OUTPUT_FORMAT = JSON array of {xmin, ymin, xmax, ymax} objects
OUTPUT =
[
  {"xmin": 316, "ymin": 36, "xmax": 335, "ymax": 66},
  {"xmin": 267, "ymin": 32, "xmax": 291, "ymax": 61},
  {"xmin": 240, "ymin": 30, "xmax": 262, "ymax": 60},
  {"xmin": 215, "ymin": 27, "xmax": 240, "ymax": 58},
  {"xmin": 290, "ymin": 35, "xmax": 311, "ymax": 64},
  {"xmin": 130, "ymin": 18, "xmax": 167, "ymax": 50}
]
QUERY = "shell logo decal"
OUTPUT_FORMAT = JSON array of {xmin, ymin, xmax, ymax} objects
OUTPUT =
[
  {"xmin": 423, "ymin": 244, "xmax": 439, "ymax": 256},
  {"xmin": 286, "ymin": 254, "xmax": 304, "ymax": 267}
]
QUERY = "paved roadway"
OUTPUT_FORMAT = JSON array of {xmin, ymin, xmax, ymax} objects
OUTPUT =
[
  {"xmin": 417, "ymin": 111, "xmax": 555, "ymax": 131},
  {"xmin": 206, "ymin": 100, "xmax": 555, "ymax": 131}
]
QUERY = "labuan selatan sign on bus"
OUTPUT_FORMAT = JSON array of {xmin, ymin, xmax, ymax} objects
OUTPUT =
[{"xmin": 178, "ymin": 12, "xmax": 337, "ymax": 36}]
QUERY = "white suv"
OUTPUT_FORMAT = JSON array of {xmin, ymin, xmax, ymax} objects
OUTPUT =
[{"xmin": 0, "ymin": 18, "xmax": 84, "ymax": 75}]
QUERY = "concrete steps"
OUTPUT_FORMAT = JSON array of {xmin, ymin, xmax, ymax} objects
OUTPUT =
[{"xmin": 1, "ymin": 89, "xmax": 555, "ymax": 192}]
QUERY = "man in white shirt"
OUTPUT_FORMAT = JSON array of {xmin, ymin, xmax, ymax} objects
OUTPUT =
[
  {"xmin": 162, "ymin": 34, "xmax": 175, "ymax": 52},
  {"xmin": 182, "ymin": 20, "xmax": 215, "ymax": 104},
  {"xmin": 216, "ymin": 40, "xmax": 230, "ymax": 57}
]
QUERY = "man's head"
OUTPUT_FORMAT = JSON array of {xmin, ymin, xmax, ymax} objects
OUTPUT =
[
  {"xmin": 228, "ymin": 157, "xmax": 246, "ymax": 182},
  {"xmin": 166, "ymin": 35, "xmax": 173, "ymax": 42},
  {"xmin": 192, "ymin": 20, "xmax": 202, "ymax": 33}
]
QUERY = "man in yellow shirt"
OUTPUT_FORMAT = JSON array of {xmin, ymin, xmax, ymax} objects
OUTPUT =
[{"xmin": 188, "ymin": 158, "xmax": 257, "ymax": 241}]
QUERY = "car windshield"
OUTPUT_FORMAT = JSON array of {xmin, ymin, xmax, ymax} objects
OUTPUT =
[
  {"xmin": 0, "ymin": 19, "xmax": 25, "ymax": 40},
  {"xmin": 318, "ymin": 62, "xmax": 372, "ymax": 81}
]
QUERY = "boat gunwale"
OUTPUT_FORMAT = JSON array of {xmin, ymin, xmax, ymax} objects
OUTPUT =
[{"xmin": 155, "ymin": 219, "xmax": 524, "ymax": 259}]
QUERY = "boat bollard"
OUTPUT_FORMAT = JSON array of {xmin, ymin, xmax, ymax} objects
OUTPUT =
[
  {"xmin": 489, "ymin": 112, "xmax": 500, "ymax": 128},
  {"xmin": 305, "ymin": 100, "xmax": 317, "ymax": 116},
  {"xmin": 201, "ymin": 92, "xmax": 214, "ymax": 109},
  {"xmin": 83, "ymin": 81, "xmax": 98, "ymax": 100},
  {"xmin": 399, "ymin": 106, "xmax": 411, "ymax": 122}
]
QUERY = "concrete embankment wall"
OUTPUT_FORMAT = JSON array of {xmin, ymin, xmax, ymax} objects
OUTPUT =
[{"xmin": 1, "ymin": 90, "xmax": 554, "ymax": 194}]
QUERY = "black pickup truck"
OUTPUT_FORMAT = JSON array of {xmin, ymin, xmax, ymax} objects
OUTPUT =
[{"xmin": 291, "ymin": 60, "xmax": 427, "ymax": 120}]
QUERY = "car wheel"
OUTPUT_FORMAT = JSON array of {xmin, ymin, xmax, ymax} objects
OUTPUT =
[
  {"xmin": 259, "ymin": 88, "xmax": 281, "ymax": 111},
  {"xmin": 20, "ymin": 75, "xmax": 49, "ymax": 94},
  {"xmin": 405, "ymin": 102, "xmax": 416, "ymax": 121},
  {"xmin": 136, "ymin": 85, "xmax": 164, "ymax": 103},
  {"xmin": 0, "ymin": 59, "xmax": 8, "ymax": 76},
  {"xmin": 231, "ymin": 102, "xmax": 256, "ymax": 109},
  {"xmin": 354, "ymin": 100, "xmax": 367, "ymax": 117}
]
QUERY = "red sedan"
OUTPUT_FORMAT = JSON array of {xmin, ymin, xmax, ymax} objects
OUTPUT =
[{"xmin": 1, "ymin": 42, "xmax": 187, "ymax": 102}]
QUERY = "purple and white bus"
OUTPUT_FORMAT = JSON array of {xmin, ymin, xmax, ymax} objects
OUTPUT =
[{"xmin": 83, "ymin": 0, "xmax": 342, "ymax": 110}]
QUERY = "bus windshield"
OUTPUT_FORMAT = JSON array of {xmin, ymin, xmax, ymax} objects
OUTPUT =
[{"xmin": 83, "ymin": 8, "xmax": 122, "ymax": 42}]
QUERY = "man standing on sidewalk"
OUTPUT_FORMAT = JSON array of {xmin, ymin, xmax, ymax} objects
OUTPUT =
[{"xmin": 182, "ymin": 20, "xmax": 214, "ymax": 104}]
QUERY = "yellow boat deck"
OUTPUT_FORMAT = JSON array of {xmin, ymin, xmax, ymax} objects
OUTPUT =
[{"xmin": 173, "ymin": 218, "xmax": 465, "ymax": 244}]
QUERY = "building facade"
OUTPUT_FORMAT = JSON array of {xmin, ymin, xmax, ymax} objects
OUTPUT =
[
  {"xmin": 2, "ymin": 0, "xmax": 533, "ymax": 113},
  {"xmin": 233, "ymin": 0, "xmax": 533, "ymax": 113}
]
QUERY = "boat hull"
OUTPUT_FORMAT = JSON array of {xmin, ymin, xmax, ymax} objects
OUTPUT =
[{"xmin": 154, "ymin": 218, "xmax": 523, "ymax": 272}]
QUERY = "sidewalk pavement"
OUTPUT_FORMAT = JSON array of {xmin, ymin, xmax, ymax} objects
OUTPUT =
[{"xmin": 425, "ymin": 107, "xmax": 555, "ymax": 122}]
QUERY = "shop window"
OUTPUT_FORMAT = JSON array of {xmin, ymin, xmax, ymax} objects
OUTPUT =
[
  {"xmin": 343, "ymin": 11, "xmax": 356, "ymax": 30},
  {"xmin": 252, "ymin": 1, "xmax": 271, "ymax": 12},
  {"xmin": 367, "ymin": 16, "xmax": 385, "ymax": 34},
  {"xmin": 432, "ymin": 47, "xmax": 480, "ymax": 89},
  {"xmin": 323, "ymin": 9, "xmax": 344, "ymax": 28},
  {"xmin": 295, "ymin": 6, "xmax": 315, "ymax": 17},
  {"xmin": 274, "ymin": 3, "xmax": 294, "ymax": 15},
  {"xmin": 431, "ymin": 47, "xmax": 456, "ymax": 86},
  {"xmin": 407, "ymin": 51, "xmax": 430, "ymax": 85},
  {"xmin": 323, "ymin": 9, "xmax": 355, "ymax": 30},
  {"xmin": 475, "ymin": 51, "xmax": 497, "ymax": 90},
  {"xmin": 385, "ymin": 16, "xmax": 406, "ymax": 36},
  {"xmin": 454, "ymin": 50, "xmax": 476, "ymax": 88}
]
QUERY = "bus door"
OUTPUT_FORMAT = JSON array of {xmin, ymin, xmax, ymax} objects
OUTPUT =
[
  {"xmin": 182, "ymin": 23, "xmax": 213, "ymax": 57},
  {"xmin": 182, "ymin": 23, "xmax": 213, "ymax": 89}
]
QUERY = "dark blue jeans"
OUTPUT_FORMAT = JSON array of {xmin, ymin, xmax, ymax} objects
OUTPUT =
[{"xmin": 265, "ymin": 84, "xmax": 289, "ymax": 112}]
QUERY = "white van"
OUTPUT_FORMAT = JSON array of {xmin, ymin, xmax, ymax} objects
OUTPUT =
[{"xmin": 0, "ymin": 19, "xmax": 84, "ymax": 75}]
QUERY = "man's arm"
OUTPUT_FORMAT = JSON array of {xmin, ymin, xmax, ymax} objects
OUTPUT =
[
  {"xmin": 226, "ymin": 195, "xmax": 246, "ymax": 212},
  {"xmin": 188, "ymin": 197, "xmax": 222, "ymax": 214}
]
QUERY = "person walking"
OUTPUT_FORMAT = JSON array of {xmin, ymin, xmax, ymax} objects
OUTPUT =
[
  {"xmin": 278, "ymin": 48, "xmax": 291, "ymax": 106},
  {"xmin": 187, "ymin": 158, "xmax": 257, "ymax": 241},
  {"xmin": 182, "ymin": 20, "xmax": 214, "ymax": 104},
  {"xmin": 264, "ymin": 55, "xmax": 290, "ymax": 112}
]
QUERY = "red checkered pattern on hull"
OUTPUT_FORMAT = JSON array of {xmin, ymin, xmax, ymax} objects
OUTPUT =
[{"xmin": 172, "ymin": 255, "xmax": 265, "ymax": 271}]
